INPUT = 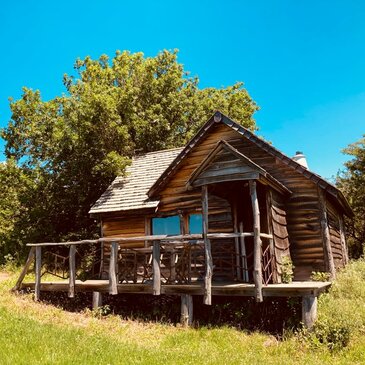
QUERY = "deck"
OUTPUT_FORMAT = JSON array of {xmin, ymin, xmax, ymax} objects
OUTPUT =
[{"xmin": 20, "ymin": 280, "xmax": 331, "ymax": 297}]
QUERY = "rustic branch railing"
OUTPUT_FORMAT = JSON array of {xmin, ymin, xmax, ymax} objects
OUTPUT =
[{"xmin": 14, "ymin": 232, "xmax": 273, "ymax": 303}]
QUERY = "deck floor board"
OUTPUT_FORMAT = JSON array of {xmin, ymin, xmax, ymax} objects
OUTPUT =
[{"xmin": 20, "ymin": 280, "xmax": 331, "ymax": 297}]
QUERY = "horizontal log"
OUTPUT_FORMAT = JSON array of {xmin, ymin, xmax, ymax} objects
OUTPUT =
[{"xmin": 27, "ymin": 232, "xmax": 273, "ymax": 247}]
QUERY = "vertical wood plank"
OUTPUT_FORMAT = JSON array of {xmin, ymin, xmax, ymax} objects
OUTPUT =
[
  {"xmin": 239, "ymin": 222, "xmax": 249, "ymax": 282},
  {"xmin": 181, "ymin": 294, "xmax": 193, "ymax": 327},
  {"xmin": 13, "ymin": 247, "xmax": 36, "ymax": 291},
  {"xmin": 249, "ymin": 180, "xmax": 263, "ymax": 302},
  {"xmin": 68, "ymin": 245, "xmax": 76, "ymax": 298},
  {"xmin": 109, "ymin": 241, "xmax": 118, "ymax": 295},
  {"xmin": 266, "ymin": 190, "xmax": 278, "ymax": 283},
  {"xmin": 153, "ymin": 240, "xmax": 161, "ymax": 295},
  {"xmin": 34, "ymin": 246, "xmax": 42, "ymax": 301},
  {"xmin": 318, "ymin": 188, "xmax": 336, "ymax": 280},
  {"xmin": 202, "ymin": 185, "xmax": 213, "ymax": 305},
  {"xmin": 302, "ymin": 295, "xmax": 318, "ymax": 329},
  {"xmin": 232, "ymin": 202, "xmax": 242, "ymax": 281},
  {"xmin": 338, "ymin": 215, "xmax": 349, "ymax": 265}
]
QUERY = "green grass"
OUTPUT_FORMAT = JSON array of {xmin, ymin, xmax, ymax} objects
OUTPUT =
[{"xmin": 1, "ymin": 261, "xmax": 365, "ymax": 364}]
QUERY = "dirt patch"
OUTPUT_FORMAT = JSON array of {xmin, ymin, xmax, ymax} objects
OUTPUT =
[{"xmin": 0, "ymin": 273, "xmax": 10, "ymax": 282}]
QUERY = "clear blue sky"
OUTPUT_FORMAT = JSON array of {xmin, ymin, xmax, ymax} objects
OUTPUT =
[{"xmin": 0, "ymin": 0, "xmax": 364, "ymax": 180}]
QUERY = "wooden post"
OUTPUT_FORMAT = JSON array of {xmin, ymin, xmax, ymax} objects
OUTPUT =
[
  {"xmin": 68, "ymin": 244, "xmax": 76, "ymax": 298},
  {"xmin": 318, "ymin": 188, "xmax": 336, "ymax": 280},
  {"xmin": 339, "ymin": 215, "xmax": 349, "ymax": 265},
  {"xmin": 34, "ymin": 246, "xmax": 42, "ymax": 301},
  {"xmin": 109, "ymin": 241, "xmax": 118, "ymax": 295},
  {"xmin": 302, "ymin": 295, "xmax": 318, "ymax": 329},
  {"xmin": 13, "ymin": 247, "xmax": 36, "ymax": 291},
  {"xmin": 239, "ymin": 222, "xmax": 249, "ymax": 282},
  {"xmin": 153, "ymin": 240, "xmax": 161, "ymax": 295},
  {"xmin": 202, "ymin": 185, "xmax": 213, "ymax": 305},
  {"xmin": 181, "ymin": 294, "xmax": 193, "ymax": 327},
  {"xmin": 233, "ymin": 203, "xmax": 242, "ymax": 281},
  {"xmin": 249, "ymin": 180, "xmax": 263, "ymax": 302},
  {"xmin": 92, "ymin": 292, "xmax": 103, "ymax": 309}
]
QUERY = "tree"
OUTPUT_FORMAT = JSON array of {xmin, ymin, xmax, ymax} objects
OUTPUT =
[
  {"xmin": 1, "ymin": 49, "xmax": 258, "ymax": 256},
  {"xmin": 337, "ymin": 135, "xmax": 365, "ymax": 258}
]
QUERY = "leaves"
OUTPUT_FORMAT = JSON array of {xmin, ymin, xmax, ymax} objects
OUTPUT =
[
  {"xmin": 337, "ymin": 135, "xmax": 365, "ymax": 258},
  {"xmin": 0, "ymin": 49, "xmax": 258, "ymax": 258}
]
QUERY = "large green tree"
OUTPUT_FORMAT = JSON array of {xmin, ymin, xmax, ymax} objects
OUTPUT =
[
  {"xmin": 1, "ymin": 49, "xmax": 258, "ymax": 257},
  {"xmin": 337, "ymin": 135, "xmax": 365, "ymax": 258}
]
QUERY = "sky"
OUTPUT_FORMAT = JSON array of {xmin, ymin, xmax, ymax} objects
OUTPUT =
[{"xmin": 0, "ymin": 0, "xmax": 364, "ymax": 180}]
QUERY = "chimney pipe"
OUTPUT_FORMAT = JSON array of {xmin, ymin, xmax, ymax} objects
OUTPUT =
[{"xmin": 292, "ymin": 151, "xmax": 308, "ymax": 169}]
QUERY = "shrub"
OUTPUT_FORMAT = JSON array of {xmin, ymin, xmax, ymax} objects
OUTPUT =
[
  {"xmin": 310, "ymin": 271, "xmax": 330, "ymax": 282},
  {"xmin": 281, "ymin": 256, "xmax": 294, "ymax": 283}
]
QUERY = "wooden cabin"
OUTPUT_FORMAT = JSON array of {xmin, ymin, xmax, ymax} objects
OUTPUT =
[
  {"xmin": 90, "ymin": 111, "xmax": 351, "ymax": 286},
  {"xmin": 17, "ymin": 111, "xmax": 352, "ymax": 328}
]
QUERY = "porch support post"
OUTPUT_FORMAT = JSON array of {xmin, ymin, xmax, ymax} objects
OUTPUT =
[
  {"xmin": 13, "ymin": 247, "xmax": 36, "ymax": 291},
  {"xmin": 34, "ymin": 246, "xmax": 42, "ymax": 301},
  {"xmin": 202, "ymin": 185, "xmax": 213, "ymax": 305},
  {"xmin": 318, "ymin": 188, "xmax": 336, "ymax": 280},
  {"xmin": 109, "ymin": 241, "xmax": 118, "ymax": 295},
  {"xmin": 152, "ymin": 240, "xmax": 161, "ymax": 295},
  {"xmin": 249, "ymin": 180, "xmax": 263, "ymax": 303},
  {"xmin": 68, "ymin": 244, "xmax": 76, "ymax": 298},
  {"xmin": 181, "ymin": 294, "xmax": 193, "ymax": 327},
  {"xmin": 92, "ymin": 292, "xmax": 103, "ymax": 309},
  {"xmin": 302, "ymin": 295, "xmax": 318, "ymax": 329}
]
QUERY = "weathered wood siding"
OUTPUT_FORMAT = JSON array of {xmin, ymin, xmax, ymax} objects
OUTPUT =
[
  {"xmin": 270, "ymin": 190, "xmax": 291, "ymax": 280},
  {"xmin": 101, "ymin": 215, "xmax": 147, "ymax": 275},
  {"xmin": 326, "ymin": 198, "xmax": 346, "ymax": 268}
]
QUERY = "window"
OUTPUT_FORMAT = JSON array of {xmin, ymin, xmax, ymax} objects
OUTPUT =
[
  {"xmin": 152, "ymin": 215, "xmax": 180, "ymax": 235},
  {"xmin": 189, "ymin": 214, "xmax": 203, "ymax": 234}
]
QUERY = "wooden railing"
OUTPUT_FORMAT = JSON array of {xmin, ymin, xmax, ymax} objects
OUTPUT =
[{"xmin": 13, "ymin": 232, "xmax": 273, "ymax": 304}]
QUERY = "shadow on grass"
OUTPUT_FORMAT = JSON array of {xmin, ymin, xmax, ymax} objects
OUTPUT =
[{"xmin": 39, "ymin": 291, "xmax": 301, "ymax": 336}]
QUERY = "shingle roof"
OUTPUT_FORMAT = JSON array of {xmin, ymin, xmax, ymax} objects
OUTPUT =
[{"xmin": 89, "ymin": 147, "xmax": 183, "ymax": 215}]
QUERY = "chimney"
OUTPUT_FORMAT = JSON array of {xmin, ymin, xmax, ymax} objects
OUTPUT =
[{"xmin": 292, "ymin": 151, "xmax": 308, "ymax": 169}]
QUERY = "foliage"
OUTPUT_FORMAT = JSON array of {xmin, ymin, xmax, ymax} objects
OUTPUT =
[
  {"xmin": 310, "ymin": 271, "xmax": 330, "ymax": 282},
  {"xmin": 337, "ymin": 135, "xmax": 365, "ymax": 258},
  {"xmin": 281, "ymin": 256, "xmax": 295, "ymax": 283},
  {"xmin": 1, "ymin": 49, "xmax": 258, "ymax": 258},
  {"xmin": 301, "ymin": 259, "xmax": 365, "ymax": 351}
]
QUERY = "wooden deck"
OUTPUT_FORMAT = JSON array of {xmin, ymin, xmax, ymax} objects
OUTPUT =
[{"xmin": 21, "ymin": 280, "xmax": 331, "ymax": 297}]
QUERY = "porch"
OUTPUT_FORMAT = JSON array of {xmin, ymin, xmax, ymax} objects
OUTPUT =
[{"xmin": 14, "ymin": 233, "xmax": 330, "ymax": 328}]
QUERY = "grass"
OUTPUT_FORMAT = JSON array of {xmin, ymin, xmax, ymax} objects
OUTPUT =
[{"xmin": 0, "ymin": 261, "xmax": 365, "ymax": 364}]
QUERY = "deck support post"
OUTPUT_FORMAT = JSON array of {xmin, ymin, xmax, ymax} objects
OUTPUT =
[
  {"xmin": 13, "ymin": 247, "xmax": 36, "ymax": 291},
  {"xmin": 153, "ymin": 240, "xmax": 161, "ymax": 295},
  {"xmin": 202, "ymin": 185, "xmax": 213, "ymax": 305},
  {"xmin": 180, "ymin": 294, "xmax": 193, "ymax": 327},
  {"xmin": 34, "ymin": 246, "xmax": 42, "ymax": 301},
  {"xmin": 68, "ymin": 245, "xmax": 76, "ymax": 298},
  {"xmin": 318, "ymin": 188, "xmax": 336, "ymax": 280},
  {"xmin": 302, "ymin": 295, "xmax": 318, "ymax": 329},
  {"xmin": 109, "ymin": 241, "xmax": 118, "ymax": 295},
  {"xmin": 249, "ymin": 180, "xmax": 263, "ymax": 302},
  {"xmin": 92, "ymin": 292, "xmax": 103, "ymax": 309}
]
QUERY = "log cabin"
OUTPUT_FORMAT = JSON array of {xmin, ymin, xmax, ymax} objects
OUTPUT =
[{"xmin": 17, "ymin": 111, "xmax": 353, "ymax": 328}]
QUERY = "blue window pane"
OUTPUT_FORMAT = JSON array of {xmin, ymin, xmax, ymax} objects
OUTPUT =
[
  {"xmin": 152, "ymin": 216, "xmax": 180, "ymax": 235},
  {"xmin": 189, "ymin": 214, "xmax": 202, "ymax": 234}
]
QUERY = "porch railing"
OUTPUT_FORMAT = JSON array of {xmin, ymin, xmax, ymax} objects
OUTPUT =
[{"xmin": 13, "ymin": 232, "xmax": 274, "ymax": 304}]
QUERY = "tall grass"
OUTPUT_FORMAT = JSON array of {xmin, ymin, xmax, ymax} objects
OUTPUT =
[{"xmin": 0, "ymin": 261, "xmax": 365, "ymax": 364}]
